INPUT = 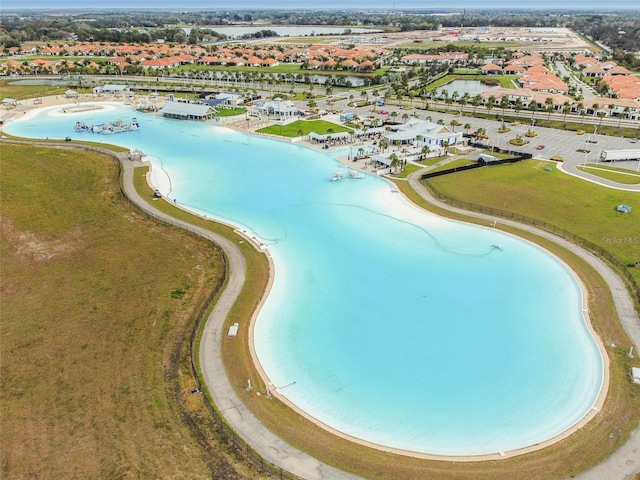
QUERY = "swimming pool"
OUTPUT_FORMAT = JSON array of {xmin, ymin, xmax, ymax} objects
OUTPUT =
[{"xmin": 4, "ymin": 103, "xmax": 604, "ymax": 456}]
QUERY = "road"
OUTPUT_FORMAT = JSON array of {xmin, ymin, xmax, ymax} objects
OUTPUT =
[{"xmin": 554, "ymin": 61, "xmax": 597, "ymax": 100}]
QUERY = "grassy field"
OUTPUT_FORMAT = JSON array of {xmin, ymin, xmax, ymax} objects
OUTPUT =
[
  {"xmin": 257, "ymin": 118, "xmax": 352, "ymax": 137},
  {"xmin": 577, "ymin": 163, "xmax": 640, "ymax": 185},
  {"xmin": 0, "ymin": 144, "xmax": 262, "ymax": 479},
  {"xmin": 0, "ymin": 79, "xmax": 67, "ymax": 100},
  {"xmin": 425, "ymin": 157, "xmax": 476, "ymax": 174},
  {"xmin": 215, "ymin": 106, "xmax": 246, "ymax": 117},
  {"xmin": 426, "ymin": 160, "xmax": 640, "ymax": 284}
]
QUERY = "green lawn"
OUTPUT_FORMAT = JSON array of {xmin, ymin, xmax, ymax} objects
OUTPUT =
[
  {"xmin": 257, "ymin": 119, "xmax": 352, "ymax": 137},
  {"xmin": 578, "ymin": 164, "xmax": 640, "ymax": 185},
  {"xmin": 452, "ymin": 68, "xmax": 481, "ymax": 75},
  {"xmin": 426, "ymin": 157, "xmax": 475, "ymax": 174},
  {"xmin": 392, "ymin": 163, "xmax": 422, "ymax": 178},
  {"xmin": 426, "ymin": 160, "xmax": 640, "ymax": 282},
  {"xmin": 214, "ymin": 106, "xmax": 246, "ymax": 117},
  {"xmin": 0, "ymin": 79, "xmax": 67, "ymax": 100}
]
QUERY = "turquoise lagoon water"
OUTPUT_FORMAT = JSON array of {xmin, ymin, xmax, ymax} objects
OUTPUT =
[{"xmin": 5, "ymin": 103, "xmax": 604, "ymax": 456}]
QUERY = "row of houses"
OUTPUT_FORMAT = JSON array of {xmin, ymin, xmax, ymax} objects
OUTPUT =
[
  {"xmin": 1, "ymin": 40, "xmax": 388, "ymax": 73},
  {"xmin": 476, "ymin": 87, "xmax": 640, "ymax": 120}
]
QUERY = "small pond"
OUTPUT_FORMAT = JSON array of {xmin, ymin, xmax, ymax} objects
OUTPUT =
[{"xmin": 435, "ymin": 79, "xmax": 500, "ymax": 98}]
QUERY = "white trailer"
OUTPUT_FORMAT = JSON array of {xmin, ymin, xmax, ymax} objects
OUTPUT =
[
  {"xmin": 599, "ymin": 149, "xmax": 640, "ymax": 162},
  {"xmin": 478, "ymin": 153, "xmax": 499, "ymax": 164}
]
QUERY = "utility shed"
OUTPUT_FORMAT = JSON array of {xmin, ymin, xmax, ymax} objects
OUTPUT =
[{"xmin": 632, "ymin": 367, "xmax": 640, "ymax": 384}]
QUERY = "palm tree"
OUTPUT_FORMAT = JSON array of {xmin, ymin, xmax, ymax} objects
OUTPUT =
[
  {"xmin": 500, "ymin": 95, "xmax": 510, "ymax": 118},
  {"xmin": 545, "ymin": 97, "xmax": 554, "ymax": 120},
  {"xmin": 529, "ymin": 101, "xmax": 539, "ymax": 120},
  {"xmin": 379, "ymin": 138, "xmax": 388, "ymax": 151},
  {"xmin": 450, "ymin": 119, "xmax": 461, "ymax": 132},
  {"xmin": 402, "ymin": 113, "xmax": 409, "ymax": 123},
  {"xmin": 576, "ymin": 102, "xmax": 585, "ymax": 123},
  {"xmin": 421, "ymin": 145, "xmax": 431, "ymax": 160},
  {"xmin": 389, "ymin": 153, "xmax": 400, "ymax": 173},
  {"xmin": 514, "ymin": 98, "xmax": 523, "ymax": 117},
  {"xmin": 562, "ymin": 102, "xmax": 571, "ymax": 124},
  {"xmin": 458, "ymin": 95, "xmax": 468, "ymax": 115},
  {"xmin": 440, "ymin": 88, "xmax": 449, "ymax": 102},
  {"xmin": 464, "ymin": 123, "xmax": 471, "ymax": 134},
  {"xmin": 390, "ymin": 111, "xmax": 398, "ymax": 123},
  {"xmin": 472, "ymin": 94, "xmax": 482, "ymax": 115},
  {"xmin": 487, "ymin": 95, "xmax": 496, "ymax": 115}
]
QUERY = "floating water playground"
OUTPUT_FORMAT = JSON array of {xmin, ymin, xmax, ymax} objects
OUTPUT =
[{"xmin": 75, "ymin": 118, "xmax": 139, "ymax": 134}]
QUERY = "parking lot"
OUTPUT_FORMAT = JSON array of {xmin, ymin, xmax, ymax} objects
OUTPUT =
[{"xmin": 322, "ymin": 93, "xmax": 640, "ymax": 190}]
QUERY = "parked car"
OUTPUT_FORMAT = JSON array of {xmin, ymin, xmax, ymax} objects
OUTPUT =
[
  {"xmin": 631, "ymin": 138, "xmax": 638, "ymax": 143},
  {"xmin": 536, "ymin": 144, "xmax": 545, "ymax": 150},
  {"xmin": 378, "ymin": 110, "xmax": 389, "ymax": 115}
]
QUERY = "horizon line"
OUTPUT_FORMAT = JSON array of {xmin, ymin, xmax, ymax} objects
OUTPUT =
[{"xmin": 2, "ymin": 6, "xmax": 640, "ymax": 12}]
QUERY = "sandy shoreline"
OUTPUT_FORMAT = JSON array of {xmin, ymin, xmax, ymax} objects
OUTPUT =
[{"xmin": 1, "ymin": 95, "xmax": 611, "ymax": 462}]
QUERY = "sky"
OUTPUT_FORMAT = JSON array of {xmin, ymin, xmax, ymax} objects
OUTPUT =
[{"xmin": 2, "ymin": 0, "xmax": 639, "ymax": 10}]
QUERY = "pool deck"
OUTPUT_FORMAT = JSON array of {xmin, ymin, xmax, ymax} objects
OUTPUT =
[{"xmin": 2, "ymin": 97, "xmax": 639, "ymax": 479}]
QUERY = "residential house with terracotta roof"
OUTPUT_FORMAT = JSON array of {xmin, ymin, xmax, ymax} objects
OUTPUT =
[
  {"xmin": 481, "ymin": 63, "xmax": 503, "ymax": 75},
  {"xmin": 602, "ymin": 74, "xmax": 640, "ymax": 101},
  {"xmin": 503, "ymin": 64, "xmax": 525, "ymax": 75}
]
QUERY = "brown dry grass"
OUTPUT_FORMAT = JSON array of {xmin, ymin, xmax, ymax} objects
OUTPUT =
[{"xmin": 0, "ymin": 144, "xmax": 261, "ymax": 479}]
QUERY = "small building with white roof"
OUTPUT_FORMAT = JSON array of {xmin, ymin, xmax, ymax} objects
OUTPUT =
[
  {"xmin": 159, "ymin": 102, "xmax": 215, "ymax": 121},
  {"xmin": 383, "ymin": 118, "xmax": 463, "ymax": 147},
  {"xmin": 256, "ymin": 98, "xmax": 302, "ymax": 118}
]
